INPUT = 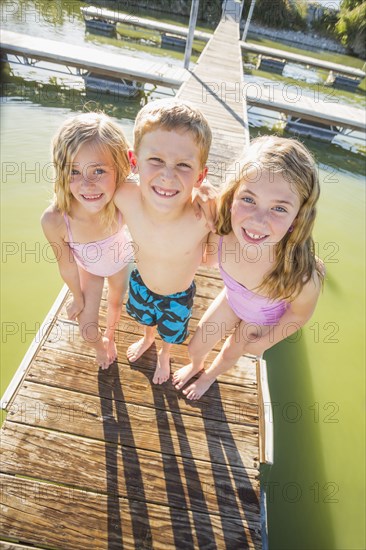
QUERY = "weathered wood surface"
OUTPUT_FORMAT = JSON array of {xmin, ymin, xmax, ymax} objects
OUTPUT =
[
  {"xmin": 0, "ymin": 278, "xmax": 262, "ymax": 550},
  {"xmin": 1, "ymin": 30, "xmax": 189, "ymax": 88},
  {"xmin": 1, "ymin": 422, "xmax": 259, "ymax": 521},
  {"xmin": 0, "ymin": 543, "xmax": 46, "ymax": 550},
  {"xmin": 1, "ymin": 474, "xmax": 261, "ymax": 550}
]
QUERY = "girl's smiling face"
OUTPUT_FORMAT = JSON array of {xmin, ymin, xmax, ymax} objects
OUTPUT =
[
  {"xmin": 69, "ymin": 142, "xmax": 117, "ymax": 214},
  {"xmin": 231, "ymin": 169, "xmax": 301, "ymax": 247}
]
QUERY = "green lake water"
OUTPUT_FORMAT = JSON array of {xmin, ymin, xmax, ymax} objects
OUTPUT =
[{"xmin": 1, "ymin": 1, "xmax": 365, "ymax": 548}]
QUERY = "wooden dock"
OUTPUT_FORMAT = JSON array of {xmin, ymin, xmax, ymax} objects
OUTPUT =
[
  {"xmin": 80, "ymin": 6, "xmax": 212, "ymax": 43},
  {"xmin": 2, "ymin": 30, "xmax": 365, "ymax": 134},
  {"xmin": 1, "ymin": 2, "xmax": 270, "ymax": 549},
  {"xmin": 0, "ymin": 30, "xmax": 189, "ymax": 89},
  {"xmin": 241, "ymin": 41, "xmax": 366, "ymax": 79},
  {"xmin": 80, "ymin": 5, "xmax": 366, "ymax": 81}
]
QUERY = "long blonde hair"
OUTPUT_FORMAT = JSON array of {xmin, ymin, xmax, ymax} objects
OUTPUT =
[
  {"xmin": 217, "ymin": 136, "xmax": 323, "ymax": 300},
  {"xmin": 52, "ymin": 112, "xmax": 130, "ymax": 228}
]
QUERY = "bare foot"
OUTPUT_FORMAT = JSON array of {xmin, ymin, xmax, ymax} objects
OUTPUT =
[
  {"xmin": 183, "ymin": 371, "xmax": 216, "ymax": 400},
  {"xmin": 96, "ymin": 336, "xmax": 110, "ymax": 370},
  {"xmin": 127, "ymin": 335, "xmax": 154, "ymax": 362},
  {"xmin": 152, "ymin": 349, "xmax": 170, "ymax": 384},
  {"xmin": 107, "ymin": 337, "xmax": 118, "ymax": 364},
  {"xmin": 172, "ymin": 362, "xmax": 204, "ymax": 390}
]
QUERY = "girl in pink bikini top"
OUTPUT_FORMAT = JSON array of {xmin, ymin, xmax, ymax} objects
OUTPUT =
[
  {"xmin": 218, "ymin": 236, "xmax": 288, "ymax": 325},
  {"xmin": 41, "ymin": 112, "xmax": 132, "ymax": 370},
  {"xmin": 172, "ymin": 136, "xmax": 325, "ymax": 401}
]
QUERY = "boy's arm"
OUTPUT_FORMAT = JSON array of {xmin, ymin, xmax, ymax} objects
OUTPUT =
[
  {"xmin": 113, "ymin": 177, "xmax": 138, "ymax": 215},
  {"xmin": 41, "ymin": 209, "xmax": 84, "ymax": 320},
  {"xmin": 192, "ymin": 179, "xmax": 218, "ymax": 233}
]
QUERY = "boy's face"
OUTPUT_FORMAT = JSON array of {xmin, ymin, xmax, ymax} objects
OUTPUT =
[{"xmin": 129, "ymin": 128, "xmax": 207, "ymax": 212}]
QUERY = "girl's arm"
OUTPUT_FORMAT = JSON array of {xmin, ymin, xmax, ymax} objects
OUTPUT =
[
  {"xmin": 41, "ymin": 208, "xmax": 84, "ymax": 320},
  {"xmin": 243, "ymin": 272, "xmax": 323, "ymax": 357},
  {"xmin": 201, "ymin": 231, "xmax": 220, "ymax": 268}
]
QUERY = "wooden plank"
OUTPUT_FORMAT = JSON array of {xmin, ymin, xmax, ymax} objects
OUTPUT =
[
  {"xmin": 7, "ymin": 382, "xmax": 259, "ymax": 469},
  {"xmin": 25, "ymin": 351, "xmax": 259, "ymax": 426},
  {"xmin": 0, "ymin": 474, "xmax": 261, "ymax": 549},
  {"xmin": 0, "ymin": 544, "xmax": 46, "ymax": 550},
  {"xmin": 40, "ymin": 319, "xmax": 258, "ymax": 388},
  {"xmin": 1, "ymin": 31, "xmax": 189, "ymax": 88},
  {"xmin": 1, "ymin": 422, "xmax": 260, "ymax": 519},
  {"xmin": 178, "ymin": 15, "xmax": 250, "ymax": 156}
]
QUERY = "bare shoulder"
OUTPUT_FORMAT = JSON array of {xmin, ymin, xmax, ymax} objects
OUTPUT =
[
  {"xmin": 114, "ymin": 175, "xmax": 140, "ymax": 212},
  {"xmin": 291, "ymin": 267, "xmax": 323, "ymax": 316},
  {"xmin": 41, "ymin": 204, "xmax": 63, "ymax": 230},
  {"xmin": 40, "ymin": 204, "xmax": 66, "ymax": 242}
]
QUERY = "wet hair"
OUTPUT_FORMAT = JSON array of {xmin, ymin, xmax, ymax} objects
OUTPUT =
[
  {"xmin": 133, "ymin": 98, "xmax": 212, "ymax": 168},
  {"xmin": 52, "ymin": 112, "xmax": 130, "ymax": 228},
  {"xmin": 217, "ymin": 135, "xmax": 323, "ymax": 300}
]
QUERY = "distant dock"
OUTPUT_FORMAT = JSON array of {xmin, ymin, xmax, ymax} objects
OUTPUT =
[
  {"xmin": 81, "ymin": 5, "xmax": 366, "ymax": 83},
  {"xmin": 2, "ymin": 30, "xmax": 365, "ymax": 134}
]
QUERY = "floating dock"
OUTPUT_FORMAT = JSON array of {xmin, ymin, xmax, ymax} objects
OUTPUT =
[
  {"xmin": 0, "ymin": 2, "xmax": 271, "ymax": 548},
  {"xmin": 0, "ymin": 30, "xmax": 189, "ymax": 89},
  {"xmin": 80, "ymin": 5, "xmax": 366, "ymax": 83},
  {"xmin": 2, "ymin": 30, "xmax": 365, "ymax": 134}
]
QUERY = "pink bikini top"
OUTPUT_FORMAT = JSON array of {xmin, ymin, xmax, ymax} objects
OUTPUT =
[
  {"xmin": 63, "ymin": 212, "xmax": 132, "ymax": 277},
  {"xmin": 218, "ymin": 237, "xmax": 288, "ymax": 325}
]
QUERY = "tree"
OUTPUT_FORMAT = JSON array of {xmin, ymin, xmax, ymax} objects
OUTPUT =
[
  {"xmin": 244, "ymin": 0, "xmax": 307, "ymax": 30},
  {"xmin": 336, "ymin": 0, "xmax": 366, "ymax": 58}
]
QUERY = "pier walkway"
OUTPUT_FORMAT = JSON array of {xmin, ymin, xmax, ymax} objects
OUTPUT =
[
  {"xmin": 80, "ymin": 5, "xmax": 365, "ymax": 80},
  {"xmin": 2, "ymin": 30, "xmax": 365, "ymax": 133},
  {"xmin": 0, "ymin": 2, "xmax": 269, "ymax": 549}
]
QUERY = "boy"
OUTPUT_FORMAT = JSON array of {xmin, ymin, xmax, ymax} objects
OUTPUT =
[{"xmin": 114, "ymin": 98, "xmax": 212, "ymax": 384}]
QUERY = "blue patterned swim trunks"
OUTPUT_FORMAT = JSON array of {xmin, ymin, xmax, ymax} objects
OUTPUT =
[{"xmin": 126, "ymin": 268, "xmax": 196, "ymax": 344}]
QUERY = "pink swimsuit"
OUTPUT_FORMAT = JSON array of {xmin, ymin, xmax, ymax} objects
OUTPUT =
[
  {"xmin": 63, "ymin": 212, "xmax": 132, "ymax": 277},
  {"xmin": 218, "ymin": 237, "xmax": 288, "ymax": 325}
]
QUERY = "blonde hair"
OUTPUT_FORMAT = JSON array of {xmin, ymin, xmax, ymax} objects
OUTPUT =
[
  {"xmin": 52, "ymin": 112, "xmax": 130, "ymax": 228},
  {"xmin": 217, "ymin": 135, "xmax": 323, "ymax": 300},
  {"xmin": 133, "ymin": 98, "xmax": 212, "ymax": 168}
]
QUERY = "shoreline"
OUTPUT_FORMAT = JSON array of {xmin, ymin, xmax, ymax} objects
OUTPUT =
[{"xmin": 245, "ymin": 22, "xmax": 346, "ymax": 54}]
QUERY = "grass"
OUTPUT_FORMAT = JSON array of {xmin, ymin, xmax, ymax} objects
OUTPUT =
[{"xmin": 247, "ymin": 33, "xmax": 366, "ymax": 71}]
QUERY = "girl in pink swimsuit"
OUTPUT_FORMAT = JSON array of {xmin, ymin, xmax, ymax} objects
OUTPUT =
[
  {"xmin": 41, "ymin": 112, "xmax": 132, "ymax": 369},
  {"xmin": 173, "ymin": 136, "xmax": 325, "ymax": 400}
]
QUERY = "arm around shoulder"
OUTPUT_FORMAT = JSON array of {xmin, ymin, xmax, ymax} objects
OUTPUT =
[{"xmin": 113, "ymin": 176, "xmax": 140, "ymax": 215}]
